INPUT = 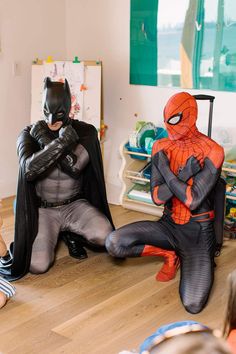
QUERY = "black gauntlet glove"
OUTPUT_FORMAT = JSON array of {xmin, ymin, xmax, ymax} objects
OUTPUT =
[
  {"xmin": 59, "ymin": 152, "xmax": 77, "ymax": 170},
  {"xmin": 58, "ymin": 145, "xmax": 90, "ymax": 179},
  {"xmin": 25, "ymin": 124, "xmax": 79, "ymax": 181},
  {"xmin": 30, "ymin": 121, "xmax": 53, "ymax": 148},
  {"xmin": 58, "ymin": 125, "xmax": 79, "ymax": 150}
]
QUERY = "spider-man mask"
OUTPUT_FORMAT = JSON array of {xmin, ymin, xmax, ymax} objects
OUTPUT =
[{"xmin": 163, "ymin": 92, "xmax": 198, "ymax": 141}]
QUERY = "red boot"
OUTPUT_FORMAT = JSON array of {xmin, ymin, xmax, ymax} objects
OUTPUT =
[{"xmin": 141, "ymin": 245, "xmax": 180, "ymax": 282}]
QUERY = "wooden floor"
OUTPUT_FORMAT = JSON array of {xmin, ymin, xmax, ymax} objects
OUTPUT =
[{"xmin": 0, "ymin": 197, "xmax": 236, "ymax": 354}]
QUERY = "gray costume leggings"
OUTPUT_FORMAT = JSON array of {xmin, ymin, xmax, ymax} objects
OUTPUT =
[
  {"xmin": 105, "ymin": 214, "xmax": 215, "ymax": 314},
  {"xmin": 30, "ymin": 199, "xmax": 113, "ymax": 274}
]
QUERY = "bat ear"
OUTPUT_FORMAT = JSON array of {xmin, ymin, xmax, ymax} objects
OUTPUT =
[
  {"xmin": 44, "ymin": 77, "xmax": 52, "ymax": 89},
  {"xmin": 64, "ymin": 79, "xmax": 71, "ymax": 95}
]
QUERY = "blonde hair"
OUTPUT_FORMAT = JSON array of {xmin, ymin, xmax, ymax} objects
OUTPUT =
[
  {"xmin": 146, "ymin": 332, "xmax": 232, "ymax": 354},
  {"xmin": 223, "ymin": 269, "xmax": 236, "ymax": 338}
]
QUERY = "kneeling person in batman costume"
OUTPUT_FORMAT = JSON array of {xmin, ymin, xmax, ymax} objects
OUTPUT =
[
  {"xmin": 0, "ymin": 77, "xmax": 114, "ymax": 280},
  {"xmin": 106, "ymin": 92, "xmax": 224, "ymax": 314}
]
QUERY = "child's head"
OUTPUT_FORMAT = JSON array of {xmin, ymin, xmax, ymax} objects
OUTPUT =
[
  {"xmin": 148, "ymin": 332, "xmax": 232, "ymax": 354},
  {"xmin": 223, "ymin": 269, "xmax": 236, "ymax": 337}
]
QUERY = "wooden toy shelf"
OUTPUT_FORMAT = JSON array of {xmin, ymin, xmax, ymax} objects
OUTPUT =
[
  {"xmin": 119, "ymin": 143, "xmax": 163, "ymax": 217},
  {"xmin": 119, "ymin": 143, "xmax": 235, "ymax": 215}
]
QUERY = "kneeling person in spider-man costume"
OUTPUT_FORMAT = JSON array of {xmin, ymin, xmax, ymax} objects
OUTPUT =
[
  {"xmin": 0, "ymin": 77, "xmax": 114, "ymax": 281},
  {"xmin": 106, "ymin": 92, "xmax": 224, "ymax": 314}
]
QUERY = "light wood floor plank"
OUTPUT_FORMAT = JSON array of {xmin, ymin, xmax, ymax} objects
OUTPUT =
[{"xmin": 0, "ymin": 199, "xmax": 236, "ymax": 354}]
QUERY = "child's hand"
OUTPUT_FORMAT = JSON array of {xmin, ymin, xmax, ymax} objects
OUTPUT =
[
  {"xmin": 0, "ymin": 213, "xmax": 7, "ymax": 257},
  {"xmin": 0, "ymin": 200, "xmax": 3, "ymax": 227},
  {"xmin": 0, "ymin": 236, "xmax": 7, "ymax": 257},
  {"xmin": 0, "ymin": 291, "xmax": 7, "ymax": 309}
]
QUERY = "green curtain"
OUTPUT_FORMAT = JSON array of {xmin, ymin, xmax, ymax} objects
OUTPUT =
[
  {"xmin": 193, "ymin": 0, "xmax": 205, "ymax": 88},
  {"xmin": 130, "ymin": 0, "xmax": 158, "ymax": 86}
]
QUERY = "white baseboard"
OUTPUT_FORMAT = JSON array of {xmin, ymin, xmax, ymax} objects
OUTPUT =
[
  {"xmin": 0, "ymin": 180, "xmax": 17, "ymax": 199},
  {"xmin": 106, "ymin": 181, "xmax": 121, "ymax": 205}
]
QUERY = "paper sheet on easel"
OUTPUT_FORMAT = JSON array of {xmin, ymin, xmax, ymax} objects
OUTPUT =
[
  {"xmin": 30, "ymin": 61, "xmax": 101, "ymax": 131},
  {"xmin": 83, "ymin": 65, "xmax": 101, "ymax": 127}
]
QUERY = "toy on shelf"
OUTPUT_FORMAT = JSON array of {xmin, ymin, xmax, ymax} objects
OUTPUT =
[
  {"xmin": 127, "ymin": 183, "xmax": 153, "ymax": 204},
  {"xmin": 125, "ymin": 142, "xmax": 147, "ymax": 160},
  {"xmin": 225, "ymin": 145, "xmax": 236, "ymax": 163},
  {"xmin": 224, "ymin": 199, "xmax": 236, "ymax": 239},
  {"xmin": 222, "ymin": 163, "xmax": 236, "ymax": 239},
  {"xmin": 127, "ymin": 121, "xmax": 168, "ymax": 159},
  {"xmin": 226, "ymin": 176, "xmax": 236, "ymax": 197},
  {"xmin": 120, "ymin": 120, "xmax": 167, "ymax": 214}
]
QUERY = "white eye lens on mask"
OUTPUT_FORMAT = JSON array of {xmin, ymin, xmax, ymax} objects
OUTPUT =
[{"xmin": 167, "ymin": 113, "xmax": 182, "ymax": 125}]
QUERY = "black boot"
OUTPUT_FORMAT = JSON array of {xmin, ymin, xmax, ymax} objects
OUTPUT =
[{"xmin": 62, "ymin": 233, "xmax": 88, "ymax": 260}]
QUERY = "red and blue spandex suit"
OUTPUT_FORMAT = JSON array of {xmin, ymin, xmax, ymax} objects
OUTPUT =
[{"xmin": 106, "ymin": 92, "xmax": 224, "ymax": 314}]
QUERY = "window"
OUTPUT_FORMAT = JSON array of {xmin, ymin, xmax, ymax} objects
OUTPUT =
[{"xmin": 130, "ymin": 0, "xmax": 236, "ymax": 92}]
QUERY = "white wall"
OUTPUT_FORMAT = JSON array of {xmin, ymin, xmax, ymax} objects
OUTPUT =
[
  {"xmin": 1, "ymin": 1, "xmax": 236, "ymax": 201},
  {"xmin": 0, "ymin": 0, "xmax": 66, "ymax": 198},
  {"xmin": 65, "ymin": 0, "xmax": 236, "ymax": 204}
]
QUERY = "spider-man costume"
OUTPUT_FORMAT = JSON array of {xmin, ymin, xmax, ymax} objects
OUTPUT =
[{"xmin": 106, "ymin": 92, "xmax": 224, "ymax": 314}]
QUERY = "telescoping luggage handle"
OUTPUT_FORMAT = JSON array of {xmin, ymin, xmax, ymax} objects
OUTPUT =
[{"xmin": 193, "ymin": 94, "xmax": 215, "ymax": 138}]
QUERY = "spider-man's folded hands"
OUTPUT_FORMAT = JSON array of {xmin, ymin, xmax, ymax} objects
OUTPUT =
[
  {"xmin": 153, "ymin": 151, "xmax": 201, "ymax": 182},
  {"xmin": 153, "ymin": 150, "xmax": 223, "ymax": 210},
  {"xmin": 151, "ymin": 152, "xmax": 202, "ymax": 206}
]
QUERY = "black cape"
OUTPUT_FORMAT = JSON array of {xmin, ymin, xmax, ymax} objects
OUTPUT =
[{"xmin": 1, "ymin": 120, "xmax": 114, "ymax": 281}]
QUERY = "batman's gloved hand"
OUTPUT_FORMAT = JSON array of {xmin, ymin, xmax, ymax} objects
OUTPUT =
[
  {"xmin": 59, "ymin": 152, "xmax": 78, "ymax": 174},
  {"xmin": 178, "ymin": 156, "xmax": 201, "ymax": 182},
  {"xmin": 58, "ymin": 125, "xmax": 79, "ymax": 150},
  {"xmin": 59, "ymin": 143, "xmax": 90, "ymax": 179},
  {"xmin": 30, "ymin": 121, "xmax": 53, "ymax": 148}
]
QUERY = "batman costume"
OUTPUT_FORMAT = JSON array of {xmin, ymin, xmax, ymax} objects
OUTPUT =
[
  {"xmin": 106, "ymin": 92, "xmax": 224, "ymax": 314},
  {"xmin": 0, "ymin": 78, "xmax": 114, "ymax": 281}
]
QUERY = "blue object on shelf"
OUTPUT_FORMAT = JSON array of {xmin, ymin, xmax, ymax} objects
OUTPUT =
[
  {"xmin": 144, "ymin": 127, "xmax": 168, "ymax": 155},
  {"xmin": 156, "ymin": 127, "xmax": 168, "ymax": 140},
  {"xmin": 145, "ymin": 137, "xmax": 154, "ymax": 155},
  {"xmin": 125, "ymin": 143, "xmax": 147, "ymax": 160},
  {"xmin": 143, "ymin": 163, "xmax": 151, "ymax": 179},
  {"xmin": 126, "ymin": 127, "xmax": 168, "ymax": 158}
]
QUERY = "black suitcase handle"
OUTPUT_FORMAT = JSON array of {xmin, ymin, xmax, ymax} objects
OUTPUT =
[
  {"xmin": 193, "ymin": 94, "xmax": 215, "ymax": 103},
  {"xmin": 193, "ymin": 94, "xmax": 215, "ymax": 137}
]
